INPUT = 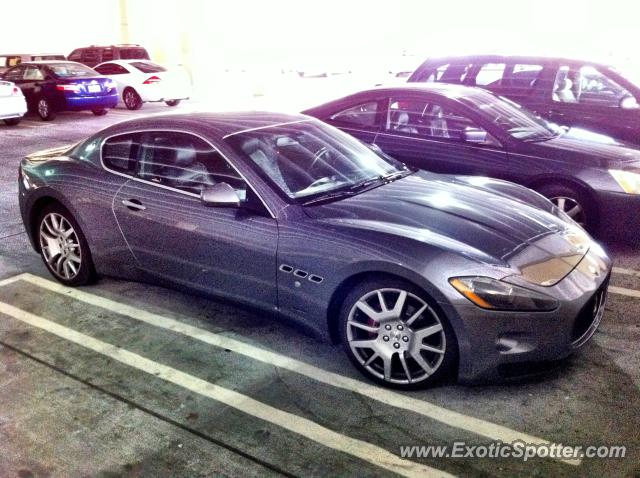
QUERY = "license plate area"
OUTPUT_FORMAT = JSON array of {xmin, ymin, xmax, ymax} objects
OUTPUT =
[{"xmin": 87, "ymin": 84, "xmax": 101, "ymax": 93}]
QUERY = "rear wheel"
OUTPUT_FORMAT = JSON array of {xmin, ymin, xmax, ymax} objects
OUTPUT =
[
  {"xmin": 3, "ymin": 117, "xmax": 21, "ymax": 126},
  {"xmin": 92, "ymin": 108, "xmax": 108, "ymax": 116},
  {"xmin": 165, "ymin": 99, "xmax": 181, "ymax": 107},
  {"xmin": 123, "ymin": 87, "xmax": 142, "ymax": 110},
  {"xmin": 339, "ymin": 278, "xmax": 457, "ymax": 389},
  {"xmin": 537, "ymin": 183, "xmax": 593, "ymax": 230},
  {"xmin": 37, "ymin": 204, "xmax": 95, "ymax": 286},
  {"xmin": 36, "ymin": 98, "xmax": 56, "ymax": 121}
]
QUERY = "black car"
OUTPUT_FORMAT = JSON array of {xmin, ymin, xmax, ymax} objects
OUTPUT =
[
  {"xmin": 2, "ymin": 61, "xmax": 118, "ymax": 120},
  {"xmin": 407, "ymin": 55, "xmax": 640, "ymax": 145},
  {"xmin": 303, "ymin": 84, "xmax": 640, "ymax": 240},
  {"xmin": 68, "ymin": 44, "xmax": 150, "ymax": 68}
]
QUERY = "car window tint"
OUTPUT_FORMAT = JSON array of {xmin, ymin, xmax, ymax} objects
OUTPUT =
[
  {"xmin": 49, "ymin": 62, "xmax": 98, "ymax": 78},
  {"xmin": 4, "ymin": 66, "xmax": 25, "ymax": 81},
  {"xmin": 68, "ymin": 50, "xmax": 82, "ymax": 61},
  {"xmin": 502, "ymin": 64, "xmax": 543, "ymax": 91},
  {"xmin": 330, "ymin": 101, "xmax": 379, "ymax": 127},
  {"xmin": 96, "ymin": 63, "xmax": 128, "ymax": 75},
  {"xmin": 138, "ymin": 132, "xmax": 246, "ymax": 197},
  {"xmin": 131, "ymin": 61, "xmax": 166, "ymax": 73},
  {"xmin": 102, "ymin": 48, "xmax": 114, "ymax": 61},
  {"xmin": 23, "ymin": 66, "xmax": 44, "ymax": 81},
  {"xmin": 474, "ymin": 63, "xmax": 506, "ymax": 86},
  {"xmin": 82, "ymin": 49, "xmax": 100, "ymax": 62},
  {"xmin": 118, "ymin": 48, "xmax": 149, "ymax": 60},
  {"xmin": 439, "ymin": 62, "xmax": 472, "ymax": 84},
  {"xmin": 554, "ymin": 65, "xmax": 638, "ymax": 108},
  {"xmin": 387, "ymin": 97, "xmax": 489, "ymax": 143},
  {"xmin": 102, "ymin": 133, "xmax": 141, "ymax": 174}
]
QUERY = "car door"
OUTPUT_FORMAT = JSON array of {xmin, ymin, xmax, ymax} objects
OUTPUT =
[
  {"xmin": 373, "ymin": 95, "xmax": 510, "ymax": 178},
  {"xmin": 107, "ymin": 130, "xmax": 279, "ymax": 308},
  {"xmin": 324, "ymin": 98, "xmax": 384, "ymax": 144},
  {"xmin": 546, "ymin": 63, "xmax": 640, "ymax": 142}
]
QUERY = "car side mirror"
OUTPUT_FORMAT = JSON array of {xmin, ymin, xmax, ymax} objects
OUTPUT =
[{"xmin": 200, "ymin": 183, "xmax": 241, "ymax": 207}]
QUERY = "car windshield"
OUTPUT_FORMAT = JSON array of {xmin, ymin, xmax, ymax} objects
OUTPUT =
[
  {"xmin": 225, "ymin": 120, "xmax": 410, "ymax": 202},
  {"xmin": 461, "ymin": 94, "xmax": 559, "ymax": 141},
  {"xmin": 48, "ymin": 62, "xmax": 98, "ymax": 78}
]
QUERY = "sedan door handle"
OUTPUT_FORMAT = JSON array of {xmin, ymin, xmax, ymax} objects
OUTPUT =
[{"xmin": 122, "ymin": 199, "xmax": 146, "ymax": 211}]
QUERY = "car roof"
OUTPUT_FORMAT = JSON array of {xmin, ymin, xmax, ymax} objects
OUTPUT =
[
  {"xmin": 18, "ymin": 60, "xmax": 82, "ymax": 65},
  {"xmin": 101, "ymin": 111, "xmax": 313, "ymax": 139},
  {"xmin": 419, "ymin": 54, "xmax": 612, "ymax": 68}
]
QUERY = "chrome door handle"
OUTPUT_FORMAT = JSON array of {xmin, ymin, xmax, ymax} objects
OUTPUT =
[{"xmin": 122, "ymin": 199, "xmax": 146, "ymax": 211}]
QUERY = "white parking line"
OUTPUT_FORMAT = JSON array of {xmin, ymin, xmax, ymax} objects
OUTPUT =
[
  {"xmin": 8, "ymin": 273, "xmax": 581, "ymax": 465},
  {"xmin": 609, "ymin": 285, "xmax": 640, "ymax": 299},
  {"xmin": 612, "ymin": 267, "xmax": 640, "ymax": 278},
  {"xmin": 0, "ymin": 300, "xmax": 454, "ymax": 478}
]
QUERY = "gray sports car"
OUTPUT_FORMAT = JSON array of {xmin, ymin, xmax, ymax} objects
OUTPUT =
[{"xmin": 18, "ymin": 112, "xmax": 612, "ymax": 388}]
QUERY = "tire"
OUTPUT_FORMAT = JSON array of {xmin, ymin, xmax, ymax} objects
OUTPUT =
[
  {"xmin": 92, "ymin": 108, "xmax": 108, "ymax": 116},
  {"xmin": 339, "ymin": 278, "xmax": 457, "ymax": 389},
  {"xmin": 3, "ymin": 117, "xmax": 21, "ymax": 126},
  {"xmin": 123, "ymin": 87, "xmax": 142, "ymax": 110},
  {"xmin": 36, "ymin": 97, "xmax": 56, "ymax": 121},
  {"xmin": 37, "ymin": 203, "xmax": 96, "ymax": 286},
  {"xmin": 165, "ymin": 99, "xmax": 181, "ymax": 107},
  {"xmin": 536, "ymin": 183, "xmax": 594, "ymax": 230}
]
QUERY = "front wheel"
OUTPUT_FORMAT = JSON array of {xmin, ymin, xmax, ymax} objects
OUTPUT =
[
  {"xmin": 537, "ymin": 183, "xmax": 593, "ymax": 230},
  {"xmin": 3, "ymin": 117, "xmax": 21, "ymax": 126},
  {"xmin": 165, "ymin": 99, "xmax": 181, "ymax": 107},
  {"xmin": 339, "ymin": 279, "xmax": 457, "ymax": 389},
  {"xmin": 37, "ymin": 204, "xmax": 96, "ymax": 286},
  {"xmin": 92, "ymin": 108, "xmax": 108, "ymax": 116}
]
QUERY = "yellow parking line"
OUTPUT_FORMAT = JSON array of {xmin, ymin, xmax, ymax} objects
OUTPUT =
[
  {"xmin": 0, "ymin": 300, "xmax": 454, "ymax": 478},
  {"xmin": 6, "ymin": 272, "xmax": 581, "ymax": 465}
]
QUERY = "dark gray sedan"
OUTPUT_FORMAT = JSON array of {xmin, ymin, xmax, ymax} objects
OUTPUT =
[{"xmin": 18, "ymin": 112, "xmax": 611, "ymax": 388}]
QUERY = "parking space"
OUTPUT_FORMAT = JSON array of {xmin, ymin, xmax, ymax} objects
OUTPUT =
[{"xmin": 1, "ymin": 100, "xmax": 639, "ymax": 478}]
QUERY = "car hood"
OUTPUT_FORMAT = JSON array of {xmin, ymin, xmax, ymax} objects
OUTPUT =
[
  {"xmin": 305, "ymin": 171, "xmax": 591, "ymax": 283},
  {"xmin": 525, "ymin": 128, "xmax": 640, "ymax": 166}
]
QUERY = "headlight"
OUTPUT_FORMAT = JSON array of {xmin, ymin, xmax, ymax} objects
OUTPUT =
[
  {"xmin": 449, "ymin": 277, "xmax": 559, "ymax": 311},
  {"xmin": 609, "ymin": 169, "xmax": 640, "ymax": 194}
]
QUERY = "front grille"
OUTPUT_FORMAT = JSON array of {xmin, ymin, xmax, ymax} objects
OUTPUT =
[{"xmin": 571, "ymin": 279, "xmax": 609, "ymax": 347}]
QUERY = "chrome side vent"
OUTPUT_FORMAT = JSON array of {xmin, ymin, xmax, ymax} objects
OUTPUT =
[
  {"xmin": 308, "ymin": 274, "xmax": 324, "ymax": 284},
  {"xmin": 279, "ymin": 264, "xmax": 294, "ymax": 273},
  {"xmin": 294, "ymin": 269, "xmax": 308, "ymax": 278}
]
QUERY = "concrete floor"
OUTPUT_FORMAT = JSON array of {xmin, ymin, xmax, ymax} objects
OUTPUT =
[{"xmin": 0, "ymin": 102, "xmax": 639, "ymax": 478}]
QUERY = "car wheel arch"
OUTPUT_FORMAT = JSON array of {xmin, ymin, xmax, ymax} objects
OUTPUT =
[
  {"xmin": 28, "ymin": 193, "xmax": 86, "ymax": 253},
  {"xmin": 526, "ymin": 176, "xmax": 599, "ymax": 214}
]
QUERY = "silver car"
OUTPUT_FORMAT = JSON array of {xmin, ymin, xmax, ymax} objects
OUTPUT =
[{"xmin": 18, "ymin": 112, "xmax": 612, "ymax": 388}]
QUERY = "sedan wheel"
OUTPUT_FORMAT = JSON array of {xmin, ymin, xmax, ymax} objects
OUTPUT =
[
  {"xmin": 37, "ymin": 205, "xmax": 95, "ymax": 286},
  {"xmin": 123, "ymin": 88, "xmax": 142, "ymax": 110},
  {"xmin": 37, "ymin": 98, "xmax": 55, "ymax": 121},
  {"xmin": 341, "ymin": 281, "xmax": 456, "ymax": 388},
  {"xmin": 550, "ymin": 196, "xmax": 586, "ymax": 227}
]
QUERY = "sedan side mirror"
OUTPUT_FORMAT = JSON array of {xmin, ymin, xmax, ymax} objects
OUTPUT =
[{"xmin": 200, "ymin": 183, "xmax": 241, "ymax": 207}]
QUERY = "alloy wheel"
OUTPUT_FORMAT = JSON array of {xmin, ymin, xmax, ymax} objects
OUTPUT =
[
  {"xmin": 39, "ymin": 212, "xmax": 82, "ymax": 280},
  {"xmin": 346, "ymin": 288, "xmax": 446, "ymax": 385},
  {"xmin": 550, "ymin": 196, "xmax": 586, "ymax": 226},
  {"xmin": 37, "ymin": 99, "xmax": 50, "ymax": 119}
]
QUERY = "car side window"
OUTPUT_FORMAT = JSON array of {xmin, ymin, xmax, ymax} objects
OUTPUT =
[
  {"xmin": 68, "ymin": 50, "xmax": 82, "ymax": 61},
  {"xmin": 330, "ymin": 101, "xmax": 379, "ymax": 128},
  {"xmin": 102, "ymin": 133, "xmax": 142, "ymax": 175},
  {"xmin": 502, "ymin": 63, "xmax": 544, "ymax": 92},
  {"xmin": 553, "ymin": 65, "xmax": 638, "ymax": 108},
  {"xmin": 23, "ymin": 66, "xmax": 44, "ymax": 81},
  {"xmin": 82, "ymin": 49, "xmax": 100, "ymax": 63},
  {"xmin": 137, "ymin": 132, "xmax": 247, "ymax": 197},
  {"xmin": 473, "ymin": 63, "xmax": 506, "ymax": 86},
  {"xmin": 102, "ymin": 48, "xmax": 115, "ymax": 61},
  {"xmin": 386, "ymin": 97, "xmax": 498, "ymax": 146}
]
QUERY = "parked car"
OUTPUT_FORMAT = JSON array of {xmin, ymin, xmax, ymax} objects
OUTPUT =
[
  {"xmin": 0, "ymin": 53, "xmax": 66, "ymax": 74},
  {"xmin": 303, "ymin": 84, "xmax": 640, "ymax": 238},
  {"xmin": 408, "ymin": 55, "xmax": 640, "ymax": 145},
  {"xmin": 94, "ymin": 60, "xmax": 190, "ymax": 110},
  {"xmin": 68, "ymin": 44, "xmax": 150, "ymax": 68},
  {"xmin": 18, "ymin": 112, "xmax": 611, "ymax": 388},
  {"xmin": 2, "ymin": 61, "xmax": 118, "ymax": 121},
  {"xmin": 0, "ymin": 80, "xmax": 27, "ymax": 125}
]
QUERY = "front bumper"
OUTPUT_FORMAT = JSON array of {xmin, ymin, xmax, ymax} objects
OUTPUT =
[
  {"xmin": 594, "ymin": 189, "xmax": 640, "ymax": 244},
  {"xmin": 446, "ymin": 245, "xmax": 611, "ymax": 383},
  {"xmin": 0, "ymin": 96, "xmax": 27, "ymax": 119}
]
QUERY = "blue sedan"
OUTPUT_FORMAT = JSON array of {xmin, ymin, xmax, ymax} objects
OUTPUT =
[{"xmin": 2, "ymin": 61, "xmax": 117, "ymax": 120}]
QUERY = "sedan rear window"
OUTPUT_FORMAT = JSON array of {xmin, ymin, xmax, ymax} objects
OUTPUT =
[
  {"xmin": 48, "ymin": 62, "xmax": 98, "ymax": 78},
  {"xmin": 131, "ymin": 61, "xmax": 166, "ymax": 73}
]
